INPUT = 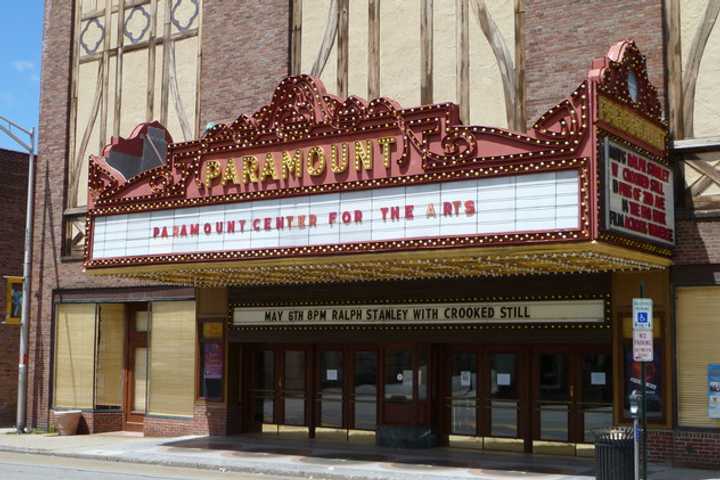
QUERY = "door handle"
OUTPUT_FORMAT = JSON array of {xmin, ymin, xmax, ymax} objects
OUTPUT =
[{"xmin": 570, "ymin": 385, "xmax": 575, "ymax": 399}]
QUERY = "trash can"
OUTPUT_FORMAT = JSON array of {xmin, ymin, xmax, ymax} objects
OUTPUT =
[
  {"xmin": 53, "ymin": 410, "xmax": 82, "ymax": 435},
  {"xmin": 594, "ymin": 427, "xmax": 634, "ymax": 480}
]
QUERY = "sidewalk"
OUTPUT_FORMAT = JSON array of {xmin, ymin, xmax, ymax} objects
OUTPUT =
[{"xmin": 0, "ymin": 429, "xmax": 718, "ymax": 480}]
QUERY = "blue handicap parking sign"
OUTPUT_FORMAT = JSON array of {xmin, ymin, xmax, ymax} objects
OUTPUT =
[{"xmin": 637, "ymin": 312, "xmax": 648, "ymax": 323}]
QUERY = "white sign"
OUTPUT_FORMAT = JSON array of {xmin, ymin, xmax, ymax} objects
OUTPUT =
[
  {"xmin": 632, "ymin": 298, "xmax": 653, "ymax": 330},
  {"xmin": 633, "ymin": 330, "xmax": 654, "ymax": 362},
  {"xmin": 91, "ymin": 171, "xmax": 579, "ymax": 260},
  {"xmin": 591, "ymin": 372, "xmax": 607, "ymax": 386},
  {"xmin": 460, "ymin": 371, "xmax": 472, "ymax": 387},
  {"xmin": 233, "ymin": 299, "xmax": 605, "ymax": 326},
  {"xmin": 604, "ymin": 139, "xmax": 674, "ymax": 246},
  {"xmin": 326, "ymin": 369, "xmax": 338, "ymax": 381},
  {"xmin": 633, "ymin": 298, "xmax": 654, "ymax": 362},
  {"xmin": 496, "ymin": 373, "xmax": 511, "ymax": 386}
]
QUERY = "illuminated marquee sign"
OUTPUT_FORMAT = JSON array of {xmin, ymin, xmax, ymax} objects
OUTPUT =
[
  {"xmin": 85, "ymin": 41, "xmax": 672, "ymax": 280},
  {"xmin": 90, "ymin": 170, "xmax": 579, "ymax": 260},
  {"xmin": 233, "ymin": 299, "xmax": 606, "ymax": 326},
  {"xmin": 603, "ymin": 138, "xmax": 674, "ymax": 246}
]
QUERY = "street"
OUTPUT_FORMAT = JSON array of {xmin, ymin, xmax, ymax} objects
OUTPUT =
[{"xmin": 0, "ymin": 451, "xmax": 317, "ymax": 480}]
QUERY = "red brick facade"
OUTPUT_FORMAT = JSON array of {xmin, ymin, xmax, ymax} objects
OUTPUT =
[
  {"xmin": 648, "ymin": 429, "xmax": 720, "ymax": 469},
  {"xmin": 523, "ymin": 0, "xmax": 665, "ymax": 124},
  {"xmin": 0, "ymin": 148, "xmax": 28, "ymax": 426},
  {"xmin": 673, "ymin": 218, "xmax": 720, "ymax": 265},
  {"xmin": 29, "ymin": 0, "xmax": 290, "ymax": 433}
]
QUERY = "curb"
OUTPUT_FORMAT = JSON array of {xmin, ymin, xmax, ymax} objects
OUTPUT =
[{"xmin": 0, "ymin": 445, "xmax": 485, "ymax": 480}]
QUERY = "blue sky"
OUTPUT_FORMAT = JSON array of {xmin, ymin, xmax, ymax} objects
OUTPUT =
[{"xmin": 0, "ymin": 3, "xmax": 43, "ymax": 152}]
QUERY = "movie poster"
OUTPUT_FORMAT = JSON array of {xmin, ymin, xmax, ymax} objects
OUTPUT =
[
  {"xmin": 624, "ymin": 342, "xmax": 663, "ymax": 419},
  {"xmin": 203, "ymin": 343, "xmax": 223, "ymax": 380}
]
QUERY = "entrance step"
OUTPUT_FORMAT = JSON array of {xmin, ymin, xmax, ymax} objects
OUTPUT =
[{"xmin": 376, "ymin": 425, "xmax": 438, "ymax": 448}]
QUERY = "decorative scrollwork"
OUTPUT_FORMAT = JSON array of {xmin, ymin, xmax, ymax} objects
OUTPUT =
[
  {"xmin": 124, "ymin": 6, "xmax": 151, "ymax": 45},
  {"xmin": 80, "ymin": 17, "xmax": 105, "ymax": 55},
  {"xmin": 171, "ymin": 0, "xmax": 200, "ymax": 32}
]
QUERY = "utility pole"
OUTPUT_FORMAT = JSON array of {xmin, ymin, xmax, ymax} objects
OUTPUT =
[{"xmin": 0, "ymin": 115, "xmax": 36, "ymax": 434}]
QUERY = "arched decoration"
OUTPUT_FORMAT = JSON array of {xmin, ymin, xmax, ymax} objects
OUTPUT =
[
  {"xmin": 592, "ymin": 40, "xmax": 663, "ymax": 122},
  {"xmin": 88, "ymin": 73, "xmax": 588, "ymax": 210}
]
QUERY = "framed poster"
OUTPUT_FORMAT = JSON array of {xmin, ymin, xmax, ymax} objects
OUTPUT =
[
  {"xmin": 709, "ymin": 364, "xmax": 720, "ymax": 419},
  {"xmin": 4, "ymin": 276, "xmax": 22, "ymax": 325}
]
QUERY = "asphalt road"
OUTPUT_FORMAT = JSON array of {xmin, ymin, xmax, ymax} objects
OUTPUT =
[{"xmin": 0, "ymin": 451, "xmax": 316, "ymax": 480}]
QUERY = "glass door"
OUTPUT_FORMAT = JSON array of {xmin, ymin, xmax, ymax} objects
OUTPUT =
[
  {"xmin": 449, "ymin": 352, "xmax": 478, "ymax": 435},
  {"xmin": 579, "ymin": 351, "xmax": 613, "ymax": 443},
  {"xmin": 317, "ymin": 350, "xmax": 344, "ymax": 428},
  {"xmin": 124, "ymin": 306, "xmax": 148, "ymax": 431},
  {"xmin": 489, "ymin": 352, "xmax": 519, "ymax": 438},
  {"xmin": 353, "ymin": 351, "xmax": 378, "ymax": 430},
  {"xmin": 250, "ymin": 349, "xmax": 276, "ymax": 426},
  {"xmin": 282, "ymin": 350, "xmax": 307, "ymax": 426},
  {"xmin": 535, "ymin": 351, "xmax": 572, "ymax": 442},
  {"xmin": 382, "ymin": 348, "xmax": 415, "ymax": 425}
]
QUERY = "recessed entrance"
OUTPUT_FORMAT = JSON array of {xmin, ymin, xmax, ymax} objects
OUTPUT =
[{"xmin": 238, "ymin": 342, "xmax": 611, "ymax": 453}]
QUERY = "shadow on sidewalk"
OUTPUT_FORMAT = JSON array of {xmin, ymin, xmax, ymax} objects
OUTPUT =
[{"xmin": 161, "ymin": 434, "xmax": 596, "ymax": 477}]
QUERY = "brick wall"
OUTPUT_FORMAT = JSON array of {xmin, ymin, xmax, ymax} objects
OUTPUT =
[
  {"xmin": 49, "ymin": 410, "xmax": 123, "ymax": 435},
  {"xmin": 523, "ymin": 0, "xmax": 665, "ymax": 124},
  {"xmin": 673, "ymin": 218, "xmax": 720, "ymax": 265},
  {"xmin": 142, "ymin": 402, "xmax": 228, "ymax": 437},
  {"xmin": 0, "ymin": 148, "xmax": 28, "ymax": 427},
  {"xmin": 199, "ymin": 0, "xmax": 289, "ymax": 127},
  {"xmin": 648, "ymin": 428, "xmax": 720, "ymax": 469},
  {"xmin": 29, "ymin": 0, "xmax": 290, "ymax": 431}
]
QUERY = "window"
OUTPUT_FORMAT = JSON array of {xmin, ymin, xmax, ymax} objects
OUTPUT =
[
  {"xmin": 54, "ymin": 304, "xmax": 96, "ymax": 409},
  {"xmin": 148, "ymin": 300, "xmax": 196, "ymax": 416},
  {"xmin": 94, "ymin": 304, "xmax": 124, "ymax": 408}
]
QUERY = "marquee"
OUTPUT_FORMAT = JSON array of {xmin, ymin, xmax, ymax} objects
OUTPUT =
[{"xmin": 84, "ymin": 40, "xmax": 672, "ymax": 286}]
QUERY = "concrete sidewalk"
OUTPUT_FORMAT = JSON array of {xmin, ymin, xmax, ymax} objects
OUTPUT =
[{"xmin": 0, "ymin": 429, "xmax": 717, "ymax": 480}]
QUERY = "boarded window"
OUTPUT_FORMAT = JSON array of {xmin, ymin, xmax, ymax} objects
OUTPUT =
[
  {"xmin": 95, "ymin": 304, "xmax": 125, "ymax": 407},
  {"xmin": 54, "ymin": 304, "xmax": 97, "ymax": 409},
  {"xmin": 148, "ymin": 300, "xmax": 196, "ymax": 417},
  {"xmin": 677, "ymin": 286, "xmax": 720, "ymax": 428}
]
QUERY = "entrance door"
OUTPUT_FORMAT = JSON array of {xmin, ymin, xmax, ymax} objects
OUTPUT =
[
  {"xmin": 532, "ymin": 347, "xmax": 613, "ymax": 446},
  {"xmin": 317, "ymin": 349, "xmax": 344, "ymax": 428},
  {"xmin": 123, "ymin": 305, "xmax": 149, "ymax": 431},
  {"xmin": 281, "ymin": 349, "xmax": 308, "ymax": 426},
  {"xmin": 446, "ymin": 348, "xmax": 525, "ymax": 450},
  {"xmin": 352, "ymin": 350, "xmax": 378, "ymax": 430},
  {"xmin": 249, "ymin": 349, "xmax": 276, "ymax": 428},
  {"xmin": 381, "ymin": 345, "xmax": 430, "ymax": 426},
  {"xmin": 314, "ymin": 348, "xmax": 379, "ymax": 433},
  {"xmin": 247, "ymin": 347, "xmax": 310, "ymax": 429},
  {"xmin": 534, "ymin": 350, "xmax": 573, "ymax": 443},
  {"xmin": 488, "ymin": 351, "xmax": 523, "ymax": 441}
]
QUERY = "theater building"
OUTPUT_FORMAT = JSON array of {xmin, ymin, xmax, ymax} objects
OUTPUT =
[{"xmin": 28, "ymin": 0, "xmax": 720, "ymax": 469}]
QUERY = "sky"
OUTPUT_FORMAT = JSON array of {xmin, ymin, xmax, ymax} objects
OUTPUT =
[{"xmin": 0, "ymin": 3, "xmax": 43, "ymax": 152}]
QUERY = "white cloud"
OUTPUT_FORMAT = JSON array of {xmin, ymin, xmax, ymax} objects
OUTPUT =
[{"xmin": 12, "ymin": 60, "xmax": 34, "ymax": 73}]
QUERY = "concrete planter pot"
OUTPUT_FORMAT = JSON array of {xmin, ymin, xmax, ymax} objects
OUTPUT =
[{"xmin": 53, "ymin": 410, "xmax": 82, "ymax": 435}]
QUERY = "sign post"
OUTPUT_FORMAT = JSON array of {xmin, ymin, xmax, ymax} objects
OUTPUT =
[{"xmin": 633, "ymin": 286, "xmax": 652, "ymax": 480}]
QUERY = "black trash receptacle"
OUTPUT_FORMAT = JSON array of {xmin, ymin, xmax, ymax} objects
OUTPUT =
[{"xmin": 595, "ymin": 427, "xmax": 634, "ymax": 480}]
